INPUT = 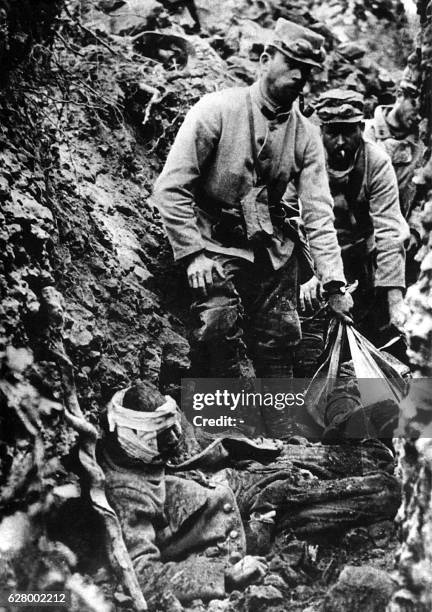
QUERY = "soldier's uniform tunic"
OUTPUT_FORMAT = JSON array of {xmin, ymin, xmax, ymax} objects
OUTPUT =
[
  {"xmin": 153, "ymin": 81, "xmax": 345, "ymax": 379},
  {"xmin": 364, "ymin": 105, "xmax": 424, "ymax": 239},
  {"xmin": 293, "ymin": 137, "xmax": 409, "ymax": 375}
]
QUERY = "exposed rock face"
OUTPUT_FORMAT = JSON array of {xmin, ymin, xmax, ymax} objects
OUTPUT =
[
  {"xmin": 323, "ymin": 565, "xmax": 396, "ymax": 612},
  {"xmin": 194, "ymin": 0, "xmax": 411, "ymax": 109},
  {"xmin": 0, "ymin": 0, "xmax": 237, "ymax": 603},
  {"xmin": 0, "ymin": 1, "xmax": 424, "ymax": 610},
  {"xmin": 85, "ymin": 0, "xmax": 168, "ymax": 37},
  {"xmin": 244, "ymin": 585, "xmax": 284, "ymax": 611},
  {"xmin": 0, "ymin": 0, "xmax": 62, "ymax": 71}
]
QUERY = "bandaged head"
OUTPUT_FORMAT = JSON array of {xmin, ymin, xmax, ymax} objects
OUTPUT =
[{"xmin": 107, "ymin": 385, "xmax": 181, "ymax": 463}]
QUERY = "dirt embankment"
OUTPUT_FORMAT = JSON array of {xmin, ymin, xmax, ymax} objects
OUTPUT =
[{"xmin": 0, "ymin": 1, "xmax": 419, "ymax": 610}]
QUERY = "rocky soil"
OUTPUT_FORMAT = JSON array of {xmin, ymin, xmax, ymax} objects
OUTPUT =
[{"xmin": 0, "ymin": 1, "xmax": 427, "ymax": 611}]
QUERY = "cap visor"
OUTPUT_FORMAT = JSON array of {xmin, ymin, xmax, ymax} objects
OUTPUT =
[
  {"xmin": 269, "ymin": 44, "xmax": 324, "ymax": 70},
  {"xmin": 320, "ymin": 116, "xmax": 364, "ymax": 124}
]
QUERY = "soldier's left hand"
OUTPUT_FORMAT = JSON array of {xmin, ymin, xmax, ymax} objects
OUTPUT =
[
  {"xmin": 406, "ymin": 231, "xmax": 420, "ymax": 255},
  {"xmin": 226, "ymin": 555, "xmax": 268, "ymax": 589},
  {"xmin": 327, "ymin": 292, "xmax": 353, "ymax": 324},
  {"xmin": 388, "ymin": 298, "xmax": 407, "ymax": 331}
]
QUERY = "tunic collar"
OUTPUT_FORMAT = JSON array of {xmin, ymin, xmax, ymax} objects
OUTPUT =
[{"xmin": 250, "ymin": 80, "xmax": 292, "ymax": 123}]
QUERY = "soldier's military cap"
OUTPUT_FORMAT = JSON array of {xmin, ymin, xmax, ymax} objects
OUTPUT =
[
  {"xmin": 315, "ymin": 88, "xmax": 365, "ymax": 124},
  {"xmin": 267, "ymin": 18, "xmax": 326, "ymax": 70},
  {"xmin": 399, "ymin": 64, "xmax": 421, "ymax": 96}
]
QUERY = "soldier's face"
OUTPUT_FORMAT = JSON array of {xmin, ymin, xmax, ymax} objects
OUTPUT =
[
  {"xmin": 261, "ymin": 50, "xmax": 311, "ymax": 105},
  {"xmin": 156, "ymin": 422, "xmax": 182, "ymax": 459},
  {"xmin": 396, "ymin": 92, "xmax": 420, "ymax": 131},
  {"xmin": 322, "ymin": 122, "xmax": 363, "ymax": 169}
]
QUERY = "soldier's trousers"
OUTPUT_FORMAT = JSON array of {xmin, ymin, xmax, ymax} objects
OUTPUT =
[{"xmin": 189, "ymin": 250, "xmax": 301, "ymax": 379}]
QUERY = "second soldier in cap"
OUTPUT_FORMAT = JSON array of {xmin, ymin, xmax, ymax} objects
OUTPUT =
[{"xmin": 290, "ymin": 88, "xmax": 409, "ymax": 374}]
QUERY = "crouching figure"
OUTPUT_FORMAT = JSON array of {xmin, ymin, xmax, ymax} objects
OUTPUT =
[{"xmin": 98, "ymin": 381, "xmax": 267, "ymax": 604}]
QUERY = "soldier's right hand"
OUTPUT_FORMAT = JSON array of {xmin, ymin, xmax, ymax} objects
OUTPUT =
[
  {"xmin": 327, "ymin": 292, "xmax": 354, "ymax": 324},
  {"xmin": 299, "ymin": 275, "xmax": 323, "ymax": 312},
  {"xmin": 186, "ymin": 253, "xmax": 225, "ymax": 295}
]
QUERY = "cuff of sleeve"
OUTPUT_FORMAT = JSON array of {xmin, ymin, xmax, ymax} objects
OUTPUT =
[
  {"xmin": 317, "ymin": 266, "xmax": 346, "ymax": 288},
  {"xmin": 323, "ymin": 280, "xmax": 346, "ymax": 292},
  {"xmin": 374, "ymin": 266, "xmax": 406, "ymax": 289},
  {"xmin": 178, "ymin": 249, "xmax": 205, "ymax": 265},
  {"xmin": 175, "ymin": 243, "xmax": 206, "ymax": 262}
]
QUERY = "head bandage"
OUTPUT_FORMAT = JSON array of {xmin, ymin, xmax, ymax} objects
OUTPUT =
[
  {"xmin": 108, "ymin": 388, "xmax": 179, "ymax": 436},
  {"xmin": 107, "ymin": 387, "xmax": 180, "ymax": 462}
]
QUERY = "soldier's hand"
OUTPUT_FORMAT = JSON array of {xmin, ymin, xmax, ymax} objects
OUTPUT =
[
  {"xmin": 299, "ymin": 276, "xmax": 323, "ymax": 312},
  {"xmin": 186, "ymin": 253, "xmax": 225, "ymax": 295},
  {"xmin": 226, "ymin": 555, "xmax": 268, "ymax": 589},
  {"xmin": 327, "ymin": 292, "xmax": 353, "ymax": 324},
  {"xmin": 406, "ymin": 231, "xmax": 420, "ymax": 255},
  {"xmin": 388, "ymin": 289, "xmax": 406, "ymax": 331}
]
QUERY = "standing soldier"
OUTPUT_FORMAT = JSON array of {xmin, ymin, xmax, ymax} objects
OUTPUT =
[
  {"xmin": 295, "ymin": 89, "xmax": 409, "ymax": 377},
  {"xmin": 364, "ymin": 66, "xmax": 424, "ymax": 284},
  {"xmin": 153, "ymin": 19, "xmax": 351, "ymax": 389}
]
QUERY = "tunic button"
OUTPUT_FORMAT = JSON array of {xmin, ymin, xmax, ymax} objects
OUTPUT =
[
  {"xmin": 230, "ymin": 530, "xmax": 239, "ymax": 539},
  {"xmin": 223, "ymin": 503, "xmax": 233, "ymax": 513}
]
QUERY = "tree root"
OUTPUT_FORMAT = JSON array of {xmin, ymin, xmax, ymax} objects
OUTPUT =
[
  {"xmin": 42, "ymin": 286, "xmax": 147, "ymax": 611},
  {"xmin": 53, "ymin": 346, "xmax": 147, "ymax": 611}
]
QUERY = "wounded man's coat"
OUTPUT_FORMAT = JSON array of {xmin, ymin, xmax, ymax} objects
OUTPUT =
[{"xmin": 100, "ymin": 436, "xmax": 246, "ymax": 603}]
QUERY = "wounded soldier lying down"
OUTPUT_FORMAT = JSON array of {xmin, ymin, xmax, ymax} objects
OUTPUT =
[{"xmin": 98, "ymin": 381, "xmax": 267, "ymax": 604}]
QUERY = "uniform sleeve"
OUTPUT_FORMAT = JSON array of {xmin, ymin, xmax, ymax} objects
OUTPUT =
[
  {"xmin": 152, "ymin": 95, "xmax": 222, "ymax": 261},
  {"xmin": 297, "ymin": 129, "xmax": 346, "ymax": 286},
  {"xmin": 368, "ymin": 152, "xmax": 410, "ymax": 288}
]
